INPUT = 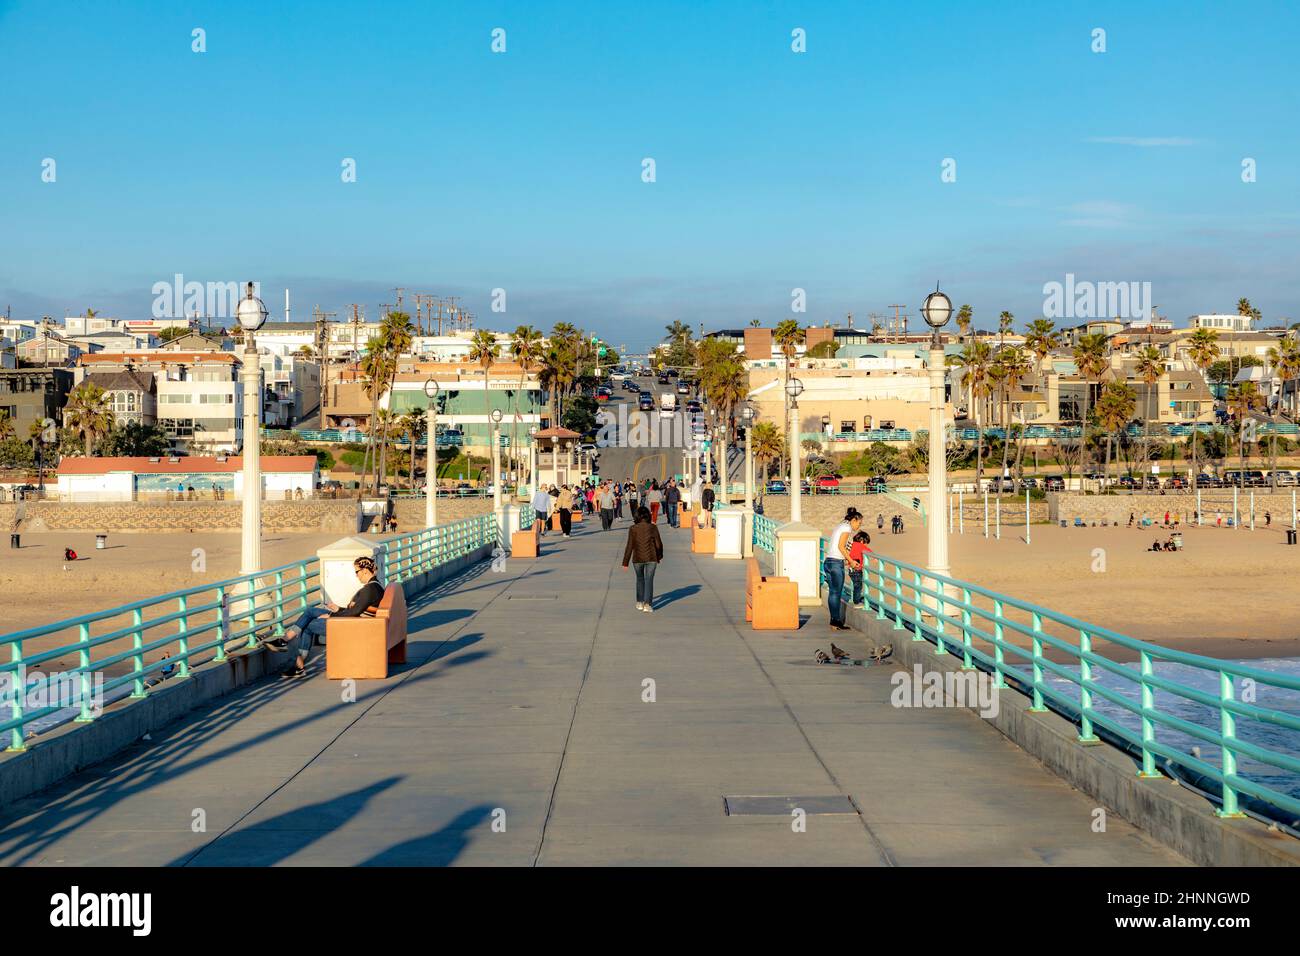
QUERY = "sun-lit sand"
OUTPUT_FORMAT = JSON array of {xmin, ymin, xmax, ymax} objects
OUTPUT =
[{"xmin": 860, "ymin": 521, "xmax": 1300, "ymax": 661}]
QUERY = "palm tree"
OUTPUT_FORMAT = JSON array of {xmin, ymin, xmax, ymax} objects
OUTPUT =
[
  {"xmin": 750, "ymin": 421, "xmax": 783, "ymax": 484},
  {"xmin": 773, "ymin": 319, "xmax": 804, "ymax": 474},
  {"xmin": 1187, "ymin": 328, "xmax": 1220, "ymax": 489},
  {"xmin": 1024, "ymin": 319, "xmax": 1059, "ymax": 374},
  {"xmin": 1237, "ymin": 297, "xmax": 1261, "ymax": 326},
  {"xmin": 360, "ymin": 338, "xmax": 394, "ymax": 493},
  {"xmin": 1072, "ymin": 332, "xmax": 1110, "ymax": 474},
  {"xmin": 948, "ymin": 341, "xmax": 993, "ymax": 484},
  {"xmin": 955, "ymin": 304, "xmax": 973, "ymax": 343},
  {"xmin": 698, "ymin": 338, "xmax": 749, "ymax": 494},
  {"xmin": 63, "ymin": 382, "xmax": 113, "ymax": 456},
  {"xmin": 1226, "ymin": 381, "xmax": 1262, "ymax": 480},
  {"xmin": 468, "ymin": 329, "xmax": 500, "ymax": 465},
  {"xmin": 996, "ymin": 345, "xmax": 1033, "ymax": 481},
  {"xmin": 510, "ymin": 325, "xmax": 543, "ymax": 482},
  {"xmin": 1094, "ymin": 382, "xmax": 1137, "ymax": 486},
  {"xmin": 401, "ymin": 409, "xmax": 426, "ymax": 490},
  {"xmin": 1267, "ymin": 333, "xmax": 1300, "ymax": 418},
  {"xmin": 1133, "ymin": 345, "xmax": 1164, "ymax": 472},
  {"xmin": 375, "ymin": 311, "xmax": 414, "ymax": 486}
]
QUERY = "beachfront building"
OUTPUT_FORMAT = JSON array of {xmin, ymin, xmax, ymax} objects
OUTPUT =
[
  {"xmin": 16, "ymin": 331, "xmax": 83, "ymax": 366},
  {"xmin": 1191, "ymin": 313, "xmax": 1255, "ymax": 333},
  {"xmin": 78, "ymin": 351, "xmax": 247, "ymax": 453},
  {"xmin": 55, "ymin": 455, "xmax": 319, "ymax": 502},
  {"xmin": 80, "ymin": 368, "xmax": 158, "ymax": 426},
  {"xmin": 0, "ymin": 368, "xmax": 74, "ymax": 437}
]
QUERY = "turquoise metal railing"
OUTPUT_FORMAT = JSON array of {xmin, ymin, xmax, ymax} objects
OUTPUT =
[
  {"xmin": 1, "ymin": 558, "xmax": 320, "ymax": 751},
  {"xmin": 751, "ymin": 524, "xmax": 1300, "ymax": 824},
  {"xmin": 379, "ymin": 512, "xmax": 500, "ymax": 584},
  {"xmin": 1, "ymin": 512, "xmax": 506, "ymax": 751},
  {"xmin": 752, "ymin": 513, "xmax": 778, "ymax": 554}
]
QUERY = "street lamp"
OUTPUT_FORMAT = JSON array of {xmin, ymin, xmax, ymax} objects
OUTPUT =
[
  {"xmin": 528, "ymin": 423, "xmax": 539, "ymax": 497},
  {"xmin": 920, "ymin": 286, "xmax": 953, "ymax": 586},
  {"xmin": 424, "ymin": 378, "xmax": 439, "ymax": 530},
  {"xmin": 742, "ymin": 404, "xmax": 756, "ymax": 511},
  {"xmin": 490, "ymin": 408, "xmax": 504, "ymax": 512},
  {"xmin": 786, "ymin": 377, "xmax": 804, "ymax": 522},
  {"xmin": 235, "ymin": 282, "xmax": 268, "ymax": 587}
]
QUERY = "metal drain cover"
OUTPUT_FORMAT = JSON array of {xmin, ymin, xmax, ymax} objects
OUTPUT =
[{"xmin": 723, "ymin": 795, "xmax": 855, "ymax": 816}]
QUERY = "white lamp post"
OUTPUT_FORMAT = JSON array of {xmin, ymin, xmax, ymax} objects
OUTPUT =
[
  {"xmin": 490, "ymin": 408, "xmax": 504, "ymax": 512},
  {"xmin": 424, "ymin": 378, "xmax": 439, "ymax": 529},
  {"xmin": 742, "ymin": 404, "xmax": 756, "ymax": 511},
  {"xmin": 920, "ymin": 287, "xmax": 953, "ymax": 586},
  {"xmin": 235, "ymin": 282, "xmax": 268, "ymax": 584},
  {"xmin": 528, "ymin": 423, "xmax": 539, "ymax": 497},
  {"xmin": 786, "ymin": 377, "xmax": 804, "ymax": 523}
]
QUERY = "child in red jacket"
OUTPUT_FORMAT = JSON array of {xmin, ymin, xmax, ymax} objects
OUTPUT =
[{"xmin": 847, "ymin": 531, "xmax": 872, "ymax": 607}]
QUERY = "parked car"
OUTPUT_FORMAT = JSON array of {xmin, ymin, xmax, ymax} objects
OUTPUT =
[
  {"xmin": 1117, "ymin": 475, "xmax": 1138, "ymax": 490},
  {"xmin": 1164, "ymin": 476, "xmax": 1187, "ymax": 490},
  {"xmin": 766, "ymin": 480, "xmax": 787, "ymax": 494},
  {"xmin": 814, "ymin": 475, "xmax": 841, "ymax": 494},
  {"xmin": 1272, "ymin": 471, "xmax": 1297, "ymax": 487},
  {"xmin": 1043, "ymin": 475, "xmax": 1065, "ymax": 492}
]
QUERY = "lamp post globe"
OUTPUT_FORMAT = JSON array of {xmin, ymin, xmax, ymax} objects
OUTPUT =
[
  {"xmin": 922, "ymin": 286, "xmax": 952, "ymax": 593},
  {"xmin": 920, "ymin": 289, "xmax": 953, "ymax": 330},
  {"xmin": 237, "ymin": 281, "xmax": 268, "ymax": 611},
  {"xmin": 424, "ymin": 379, "xmax": 439, "ymax": 529}
]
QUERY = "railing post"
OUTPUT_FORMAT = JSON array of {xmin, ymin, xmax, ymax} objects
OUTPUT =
[
  {"xmin": 1216, "ymin": 670, "xmax": 1246, "ymax": 818},
  {"xmin": 273, "ymin": 570, "xmax": 285, "ymax": 636},
  {"xmin": 874, "ymin": 558, "xmax": 886, "ymax": 620},
  {"xmin": 1029, "ymin": 611, "xmax": 1046, "ymax": 711},
  {"xmin": 911, "ymin": 571, "xmax": 923, "ymax": 639},
  {"xmin": 1077, "ymin": 629, "xmax": 1100, "ymax": 743},
  {"xmin": 991, "ymin": 599, "xmax": 1005, "ymax": 686},
  {"xmin": 891, "ymin": 567, "xmax": 904, "ymax": 631},
  {"xmin": 127, "ymin": 607, "xmax": 146, "ymax": 698},
  {"xmin": 960, "ymin": 587, "xmax": 973, "ymax": 669},
  {"xmin": 70, "ymin": 621, "xmax": 96, "ymax": 721},
  {"xmin": 8, "ymin": 636, "xmax": 26, "ymax": 750},
  {"xmin": 1138, "ymin": 650, "xmax": 1159, "ymax": 778},
  {"xmin": 215, "ymin": 586, "xmax": 228, "ymax": 663},
  {"xmin": 177, "ymin": 594, "xmax": 191, "ymax": 679},
  {"xmin": 933, "ymin": 574, "xmax": 947, "ymax": 656}
]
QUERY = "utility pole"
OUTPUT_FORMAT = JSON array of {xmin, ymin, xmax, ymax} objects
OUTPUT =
[
  {"xmin": 392, "ymin": 287, "xmax": 405, "ymax": 313},
  {"xmin": 887, "ymin": 304, "xmax": 908, "ymax": 343},
  {"xmin": 312, "ymin": 306, "xmax": 336, "ymax": 427}
]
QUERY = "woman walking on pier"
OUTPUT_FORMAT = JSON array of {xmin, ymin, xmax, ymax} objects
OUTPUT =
[{"xmin": 622, "ymin": 506, "xmax": 664, "ymax": 612}]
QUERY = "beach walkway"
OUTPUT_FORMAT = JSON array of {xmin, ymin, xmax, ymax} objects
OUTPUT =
[{"xmin": 0, "ymin": 517, "xmax": 1186, "ymax": 866}]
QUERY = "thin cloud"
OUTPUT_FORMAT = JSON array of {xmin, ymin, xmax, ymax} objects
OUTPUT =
[{"xmin": 1085, "ymin": 136, "xmax": 1201, "ymax": 147}]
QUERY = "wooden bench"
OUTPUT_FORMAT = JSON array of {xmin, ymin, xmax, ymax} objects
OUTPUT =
[
  {"xmin": 325, "ymin": 583, "xmax": 408, "ymax": 680},
  {"xmin": 511, "ymin": 522, "xmax": 540, "ymax": 558},
  {"xmin": 745, "ymin": 557, "xmax": 798, "ymax": 629}
]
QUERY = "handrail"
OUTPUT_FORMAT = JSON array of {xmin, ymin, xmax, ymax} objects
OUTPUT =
[
  {"xmin": 0, "ymin": 511, "xmax": 504, "ymax": 751},
  {"xmin": 750, "ymin": 519, "xmax": 1300, "ymax": 826}
]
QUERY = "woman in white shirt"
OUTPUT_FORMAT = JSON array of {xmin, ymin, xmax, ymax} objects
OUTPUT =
[{"xmin": 825, "ymin": 508, "xmax": 862, "ymax": 631}]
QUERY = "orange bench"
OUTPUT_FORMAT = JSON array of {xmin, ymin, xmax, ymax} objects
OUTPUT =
[
  {"xmin": 325, "ymin": 583, "xmax": 408, "ymax": 679},
  {"xmin": 745, "ymin": 557, "xmax": 798, "ymax": 629},
  {"xmin": 691, "ymin": 524, "xmax": 715, "ymax": 554},
  {"xmin": 511, "ymin": 523, "xmax": 539, "ymax": 558}
]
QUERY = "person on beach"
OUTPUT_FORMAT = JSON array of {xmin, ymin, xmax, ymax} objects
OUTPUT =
[
  {"xmin": 266, "ymin": 556, "xmax": 384, "ymax": 677},
  {"xmin": 825, "ymin": 508, "xmax": 862, "ymax": 631},
  {"xmin": 622, "ymin": 505, "xmax": 664, "ymax": 612}
]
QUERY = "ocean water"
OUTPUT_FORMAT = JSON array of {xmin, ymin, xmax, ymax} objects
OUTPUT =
[{"xmin": 1049, "ymin": 657, "xmax": 1300, "ymax": 808}]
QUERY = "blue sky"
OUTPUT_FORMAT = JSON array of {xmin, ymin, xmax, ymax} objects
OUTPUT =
[{"xmin": 1, "ymin": 0, "xmax": 1297, "ymax": 349}]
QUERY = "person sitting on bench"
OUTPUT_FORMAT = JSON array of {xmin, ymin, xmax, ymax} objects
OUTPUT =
[{"xmin": 265, "ymin": 556, "xmax": 384, "ymax": 677}]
